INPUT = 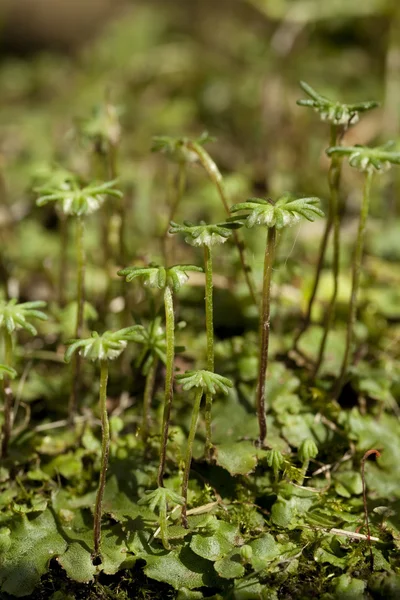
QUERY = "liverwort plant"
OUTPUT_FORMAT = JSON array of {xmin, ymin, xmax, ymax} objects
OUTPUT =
[
  {"xmin": 298, "ymin": 438, "xmax": 318, "ymax": 485},
  {"xmin": 80, "ymin": 102, "xmax": 126, "ymax": 265},
  {"xmin": 176, "ymin": 369, "xmax": 232, "ymax": 527},
  {"xmin": 36, "ymin": 178, "xmax": 122, "ymax": 419},
  {"xmin": 133, "ymin": 318, "xmax": 167, "ymax": 444},
  {"xmin": 117, "ymin": 264, "xmax": 203, "ymax": 487},
  {"xmin": 231, "ymin": 195, "xmax": 323, "ymax": 446},
  {"xmin": 138, "ymin": 487, "xmax": 184, "ymax": 550},
  {"xmin": 0, "ymin": 300, "xmax": 47, "ymax": 457},
  {"xmin": 152, "ymin": 133, "xmax": 258, "ymax": 304},
  {"xmin": 64, "ymin": 326, "xmax": 142, "ymax": 560},
  {"xmin": 326, "ymin": 142, "xmax": 400, "ymax": 397},
  {"xmin": 169, "ymin": 220, "xmax": 240, "ymax": 457},
  {"xmin": 294, "ymin": 82, "xmax": 379, "ymax": 370}
]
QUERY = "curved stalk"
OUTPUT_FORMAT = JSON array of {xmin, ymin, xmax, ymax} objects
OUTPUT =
[
  {"xmin": 1, "ymin": 330, "xmax": 13, "ymax": 458},
  {"xmin": 68, "ymin": 216, "xmax": 85, "ymax": 421},
  {"xmin": 334, "ymin": 170, "xmax": 373, "ymax": 398},
  {"xmin": 142, "ymin": 358, "xmax": 158, "ymax": 445},
  {"xmin": 204, "ymin": 245, "xmax": 215, "ymax": 459},
  {"xmin": 256, "ymin": 226, "xmax": 276, "ymax": 446},
  {"xmin": 157, "ymin": 286, "xmax": 175, "ymax": 487},
  {"xmin": 294, "ymin": 124, "xmax": 339, "ymax": 349},
  {"xmin": 313, "ymin": 152, "xmax": 342, "ymax": 376},
  {"xmin": 187, "ymin": 141, "xmax": 258, "ymax": 305},
  {"xmin": 181, "ymin": 387, "xmax": 203, "ymax": 527},
  {"xmin": 93, "ymin": 360, "xmax": 110, "ymax": 559}
]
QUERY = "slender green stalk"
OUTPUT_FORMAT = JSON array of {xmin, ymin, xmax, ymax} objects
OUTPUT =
[
  {"xmin": 68, "ymin": 216, "xmax": 86, "ymax": 421},
  {"xmin": 1, "ymin": 330, "xmax": 13, "ymax": 458},
  {"xmin": 93, "ymin": 360, "xmax": 110, "ymax": 559},
  {"xmin": 334, "ymin": 170, "xmax": 373, "ymax": 398},
  {"xmin": 313, "ymin": 134, "xmax": 342, "ymax": 375},
  {"xmin": 142, "ymin": 358, "xmax": 158, "ymax": 444},
  {"xmin": 294, "ymin": 125, "xmax": 339, "ymax": 349},
  {"xmin": 181, "ymin": 387, "xmax": 203, "ymax": 527},
  {"xmin": 157, "ymin": 286, "xmax": 175, "ymax": 487},
  {"xmin": 204, "ymin": 245, "xmax": 214, "ymax": 458},
  {"xmin": 159, "ymin": 497, "xmax": 170, "ymax": 550},
  {"xmin": 187, "ymin": 141, "xmax": 258, "ymax": 305},
  {"xmin": 256, "ymin": 226, "xmax": 276, "ymax": 446},
  {"xmin": 58, "ymin": 212, "xmax": 68, "ymax": 307}
]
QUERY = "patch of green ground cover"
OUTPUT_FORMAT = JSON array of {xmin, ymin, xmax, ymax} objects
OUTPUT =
[{"xmin": 0, "ymin": 0, "xmax": 400, "ymax": 597}]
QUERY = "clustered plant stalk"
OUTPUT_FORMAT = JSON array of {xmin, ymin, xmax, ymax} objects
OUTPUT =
[
  {"xmin": 64, "ymin": 327, "xmax": 142, "ymax": 560},
  {"xmin": 117, "ymin": 264, "xmax": 202, "ymax": 486},
  {"xmin": 169, "ymin": 219, "xmax": 239, "ymax": 456},
  {"xmin": 326, "ymin": 143, "xmax": 400, "ymax": 397},
  {"xmin": 176, "ymin": 369, "xmax": 232, "ymax": 526},
  {"xmin": 293, "ymin": 82, "xmax": 379, "ymax": 370},
  {"xmin": 152, "ymin": 133, "xmax": 258, "ymax": 305},
  {"xmin": 36, "ymin": 178, "xmax": 122, "ymax": 420},
  {"xmin": 0, "ymin": 299, "xmax": 47, "ymax": 457},
  {"xmin": 231, "ymin": 195, "xmax": 323, "ymax": 446}
]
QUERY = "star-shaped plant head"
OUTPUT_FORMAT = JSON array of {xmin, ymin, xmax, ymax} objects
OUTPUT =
[
  {"xmin": 297, "ymin": 81, "xmax": 379, "ymax": 126},
  {"xmin": 36, "ymin": 178, "xmax": 122, "ymax": 217},
  {"xmin": 230, "ymin": 194, "xmax": 324, "ymax": 229},
  {"xmin": 79, "ymin": 102, "xmax": 122, "ymax": 153},
  {"xmin": 138, "ymin": 487, "xmax": 184, "ymax": 550},
  {"xmin": 176, "ymin": 370, "xmax": 233, "ymax": 396},
  {"xmin": 169, "ymin": 219, "xmax": 241, "ymax": 247},
  {"xmin": 0, "ymin": 299, "xmax": 47, "ymax": 336},
  {"xmin": 64, "ymin": 326, "xmax": 143, "ymax": 364},
  {"xmin": 151, "ymin": 131, "xmax": 215, "ymax": 164},
  {"xmin": 117, "ymin": 263, "xmax": 203, "ymax": 293},
  {"xmin": 0, "ymin": 364, "xmax": 17, "ymax": 380},
  {"xmin": 326, "ymin": 142, "xmax": 400, "ymax": 174}
]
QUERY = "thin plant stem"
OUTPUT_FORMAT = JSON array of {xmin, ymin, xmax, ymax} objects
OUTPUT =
[
  {"xmin": 1, "ymin": 330, "xmax": 13, "ymax": 458},
  {"xmin": 68, "ymin": 216, "xmax": 85, "ymax": 421},
  {"xmin": 142, "ymin": 358, "xmax": 158, "ymax": 445},
  {"xmin": 157, "ymin": 286, "xmax": 175, "ymax": 487},
  {"xmin": 58, "ymin": 211, "xmax": 68, "ymax": 307},
  {"xmin": 187, "ymin": 141, "xmax": 258, "ymax": 305},
  {"xmin": 181, "ymin": 387, "xmax": 203, "ymax": 527},
  {"xmin": 163, "ymin": 163, "xmax": 186, "ymax": 264},
  {"xmin": 256, "ymin": 226, "xmax": 276, "ymax": 447},
  {"xmin": 294, "ymin": 124, "xmax": 339, "ymax": 349},
  {"xmin": 159, "ymin": 498, "xmax": 170, "ymax": 550},
  {"xmin": 334, "ymin": 170, "xmax": 373, "ymax": 399},
  {"xmin": 361, "ymin": 449, "xmax": 381, "ymax": 570},
  {"xmin": 203, "ymin": 245, "xmax": 214, "ymax": 459},
  {"xmin": 313, "ymin": 133, "xmax": 342, "ymax": 376},
  {"xmin": 93, "ymin": 360, "xmax": 110, "ymax": 559}
]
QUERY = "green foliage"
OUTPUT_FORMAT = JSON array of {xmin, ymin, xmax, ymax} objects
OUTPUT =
[
  {"xmin": 151, "ymin": 132, "xmax": 214, "ymax": 164},
  {"xmin": 36, "ymin": 179, "xmax": 122, "ymax": 216},
  {"xmin": 117, "ymin": 264, "xmax": 203, "ymax": 292},
  {"xmin": 0, "ymin": 299, "xmax": 47, "ymax": 336},
  {"xmin": 297, "ymin": 80, "xmax": 379, "ymax": 125},
  {"xmin": 0, "ymin": 364, "xmax": 17, "ymax": 380},
  {"xmin": 327, "ymin": 142, "xmax": 400, "ymax": 173},
  {"xmin": 64, "ymin": 327, "xmax": 143, "ymax": 363},
  {"xmin": 230, "ymin": 194, "xmax": 323, "ymax": 229},
  {"xmin": 169, "ymin": 220, "xmax": 239, "ymax": 247},
  {"xmin": 176, "ymin": 370, "xmax": 233, "ymax": 395}
]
